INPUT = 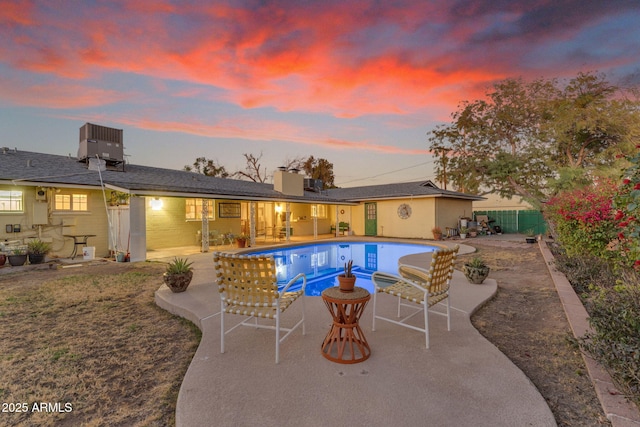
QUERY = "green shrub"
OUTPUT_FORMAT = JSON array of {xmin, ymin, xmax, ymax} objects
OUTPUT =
[
  {"xmin": 580, "ymin": 274, "xmax": 640, "ymax": 407},
  {"xmin": 612, "ymin": 146, "xmax": 640, "ymax": 268},
  {"xmin": 553, "ymin": 249, "xmax": 616, "ymax": 296}
]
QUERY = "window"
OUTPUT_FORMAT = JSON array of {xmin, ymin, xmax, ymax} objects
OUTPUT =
[
  {"xmin": 311, "ymin": 204, "xmax": 327, "ymax": 218},
  {"xmin": 0, "ymin": 190, "xmax": 23, "ymax": 212},
  {"xmin": 54, "ymin": 194, "xmax": 88, "ymax": 211},
  {"xmin": 186, "ymin": 199, "xmax": 214, "ymax": 220}
]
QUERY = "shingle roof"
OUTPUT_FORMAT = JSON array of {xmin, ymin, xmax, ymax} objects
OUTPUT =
[
  {"xmin": 0, "ymin": 149, "xmax": 482, "ymax": 203},
  {"xmin": 326, "ymin": 180, "xmax": 484, "ymax": 201}
]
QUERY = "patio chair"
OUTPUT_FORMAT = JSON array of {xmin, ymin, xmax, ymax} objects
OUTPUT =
[
  {"xmin": 371, "ymin": 245, "xmax": 459, "ymax": 348},
  {"xmin": 213, "ymin": 252, "xmax": 307, "ymax": 364},
  {"xmin": 208, "ymin": 230, "xmax": 224, "ymax": 247}
]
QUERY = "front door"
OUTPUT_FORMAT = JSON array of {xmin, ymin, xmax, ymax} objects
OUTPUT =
[{"xmin": 364, "ymin": 202, "xmax": 377, "ymax": 236}]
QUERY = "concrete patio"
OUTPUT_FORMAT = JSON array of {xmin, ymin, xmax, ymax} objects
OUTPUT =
[{"xmin": 154, "ymin": 237, "xmax": 557, "ymax": 427}]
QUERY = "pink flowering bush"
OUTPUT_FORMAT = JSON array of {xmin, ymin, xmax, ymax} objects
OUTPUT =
[
  {"xmin": 612, "ymin": 146, "xmax": 640, "ymax": 268},
  {"xmin": 545, "ymin": 180, "xmax": 618, "ymax": 260}
]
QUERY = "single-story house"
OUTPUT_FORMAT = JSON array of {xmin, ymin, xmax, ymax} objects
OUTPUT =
[{"xmin": 0, "ymin": 130, "xmax": 483, "ymax": 262}]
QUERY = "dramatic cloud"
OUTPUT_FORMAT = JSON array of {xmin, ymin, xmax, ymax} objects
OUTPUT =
[{"xmin": 1, "ymin": 0, "xmax": 639, "ymax": 182}]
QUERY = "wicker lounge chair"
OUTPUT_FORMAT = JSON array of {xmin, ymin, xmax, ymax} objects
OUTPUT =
[
  {"xmin": 371, "ymin": 245, "xmax": 459, "ymax": 348},
  {"xmin": 213, "ymin": 252, "xmax": 307, "ymax": 364}
]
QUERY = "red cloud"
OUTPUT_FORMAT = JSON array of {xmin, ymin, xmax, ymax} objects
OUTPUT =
[
  {"xmin": 1, "ymin": 1, "xmax": 636, "ymax": 145},
  {"xmin": 0, "ymin": 78, "xmax": 131, "ymax": 108},
  {"xmin": 0, "ymin": 0, "xmax": 35, "ymax": 26}
]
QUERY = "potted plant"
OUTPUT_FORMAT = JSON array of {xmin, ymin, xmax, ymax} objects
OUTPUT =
[
  {"xmin": 8, "ymin": 248, "xmax": 28, "ymax": 267},
  {"xmin": 459, "ymin": 226, "xmax": 468, "ymax": 239},
  {"xmin": 0, "ymin": 252, "xmax": 6, "ymax": 267},
  {"xmin": 27, "ymin": 239, "xmax": 52, "ymax": 264},
  {"xmin": 235, "ymin": 233, "xmax": 249, "ymax": 248},
  {"xmin": 463, "ymin": 257, "xmax": 490, "ymax": 284},
  {"xmin": 337, "ymin": 259, "xmax": 356, "ymax": 292},
  {"xmin": 525, "ymin": 229, "xmax": 536, "ymax": 244},
  {"xmin": 109, "ymin": 191, "xmax": 130, "ymax": 206},
  {"xmin": 163, "ymin": 257, "xmax": 194, "ymax": 293},
  {"xmin": 431, "ymin": 226, "xmax": 443, "ymax": 240},
  {"xmin": 469, "ymin": 227, "xmax": 478, "ymax": 238},
  {"xmin": 115, "ymin": 251, "xmax": 126, "ymax": 262}
]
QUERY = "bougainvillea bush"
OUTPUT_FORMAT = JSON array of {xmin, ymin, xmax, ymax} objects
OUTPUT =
[
  {"xmin": 545, "ymin": 180, "xmax": 619, "ymax": 261},
  {"xmin": 547, "ymin": 146, "xmax": 640, "ymax": 408},
  {"xmin": 612, "ymin": 146, "xmax": 640, "ymax": 268}
]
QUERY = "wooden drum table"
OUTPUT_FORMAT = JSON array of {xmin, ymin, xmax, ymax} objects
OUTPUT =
[{"xmin": 321, "ymin": 286, "xmax": 371, "ymax": 364}]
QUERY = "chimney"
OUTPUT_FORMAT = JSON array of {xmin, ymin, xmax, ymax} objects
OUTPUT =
[{"xmin": 274, "ymin": 169, "xmax": 304, "ymax": 196}]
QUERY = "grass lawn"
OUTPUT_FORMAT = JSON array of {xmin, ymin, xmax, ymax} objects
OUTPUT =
[{"xmin": 0, "ymin": 262, "xmax": 201, "ymax": 426}]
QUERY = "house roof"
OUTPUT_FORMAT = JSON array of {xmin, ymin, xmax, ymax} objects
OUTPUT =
[
  {"xmin": 326, "ymin": 180, "xmax": 485, "ymax": 201},
  {"xmin": 0, "ymin": 148, "xmax": 483, "ymax": 203}
]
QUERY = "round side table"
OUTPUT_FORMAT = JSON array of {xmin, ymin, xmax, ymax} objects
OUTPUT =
[{"xmin": 321, "ymin": 286, "xmax": 371, "ymax": 364}]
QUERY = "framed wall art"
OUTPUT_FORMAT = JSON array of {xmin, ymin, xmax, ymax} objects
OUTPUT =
[{"xmin": 219, "ymin": 202, "xmax": 241, "ymax": 218}]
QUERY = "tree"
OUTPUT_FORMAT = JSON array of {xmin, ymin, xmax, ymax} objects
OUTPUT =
[
  {"xmin": 234, "ymin": 152, "xmax": 268, "ymax": 183},
  {"xmin": 302, "ymin": 156, "xmax": 337, "ymax": 189},
  {"xmin": 428, "ymin": 72, "xmax": 640, "ymax": 207},
  {"xmin": 281, "ymin": 156, "xmax": 306, "ymax": 172},
  {"xmin": 184, "ymin": 157, "xmax": 229, "ymax": 177}
]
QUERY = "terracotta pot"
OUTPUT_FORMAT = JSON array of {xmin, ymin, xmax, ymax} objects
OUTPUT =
[
  {"xmin": 463, "ymin": 265, "xmax": 490, "ymax": 284},
  {"xmin": 163, "ymin": 271, "xmax": 194, "ymax": 293},
  {"xmin": 236, "ymin": 239, "xmax": 247, "ymax": 248},
  {"xmin": 0, "ymin": 254, "xmax": 6, "ymax": 267},
  {"xmin": 433, "ymin": 233, "xmax": 442, "ymax": 240},
  {"xmin": 337, "ymin": 275, "xmax": 356, "ymax": 292}
]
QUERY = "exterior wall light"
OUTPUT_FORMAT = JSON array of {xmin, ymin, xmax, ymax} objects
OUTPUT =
[{"xmin": 150, "ymin": 198, "xmax": 163, "ymax": 210}]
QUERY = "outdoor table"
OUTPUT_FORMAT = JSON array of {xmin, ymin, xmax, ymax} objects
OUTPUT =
[
  {"xmin": 321, "ymin": 286, "xmax": 371, "ymax": 364},
  {"xmin": 63, "ymin": 234, "xmax": 96, "ymax": 259}
]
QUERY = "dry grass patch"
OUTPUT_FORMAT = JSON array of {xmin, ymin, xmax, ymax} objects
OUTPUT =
[{"xmin": 0, "ymin": 262, "xmax": 200, "ymax": 426}]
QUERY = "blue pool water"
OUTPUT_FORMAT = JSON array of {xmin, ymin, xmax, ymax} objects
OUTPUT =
[{"xmin": 246, "ymin": 241, "xmax": 438, "ymax": 296}]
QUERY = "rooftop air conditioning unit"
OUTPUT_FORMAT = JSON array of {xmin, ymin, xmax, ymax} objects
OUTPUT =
[
  {"xmin": 77, "ymin": 123, "xmax": 124, "ymax": 164},
  {"xmin": 304, "ymin": 178, "xmax": 323, "ymax": 192}
]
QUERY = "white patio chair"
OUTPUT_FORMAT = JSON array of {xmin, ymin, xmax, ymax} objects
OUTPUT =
[
  {"xmin": 371, "ymin": 245, "xmax": 459, "ymax": 348},
  {"xmin": 213, "ymin": 252, "xmax": 307, "ymax": 364}
]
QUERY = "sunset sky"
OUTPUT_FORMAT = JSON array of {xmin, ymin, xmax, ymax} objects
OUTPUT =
[{"xmin": 1, "ymin": 1, "xmax": 639, "ymax": 187}]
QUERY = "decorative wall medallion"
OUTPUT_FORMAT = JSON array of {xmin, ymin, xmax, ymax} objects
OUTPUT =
[{"xmin": 397, "ymin": 203, "xmax": 412, "ymax": 219}]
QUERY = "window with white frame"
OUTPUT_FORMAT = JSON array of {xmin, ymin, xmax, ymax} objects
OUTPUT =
[
  {"xmin": 311, "ymin": 204, "xmax": 327, "ymax": 218},
  {"xmin": 54, "ymin": 194, "xmax": 88, "ymax": 211},
  {"xmin": 186, "ymin": 199, "xmax": 214, "ymax": 220},
  {"xmin": 0, "ymin": 190, "xmax": 23, "ymax": 212}
]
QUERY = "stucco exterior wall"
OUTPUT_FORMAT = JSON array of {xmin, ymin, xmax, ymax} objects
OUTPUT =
[
  {"xmin": 375, "ymin": 199, "xmax": 435, "ymax": 238},
  {"xmin": 343, "ymin": 197, "xmax": 474, "ymax": 239},
  {"xmin": 435, "ymin": 198, "xmax": 474, "ymax": 231}
]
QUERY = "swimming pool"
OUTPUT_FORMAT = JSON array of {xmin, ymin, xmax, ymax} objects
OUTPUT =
[{"xmin": 247, "ymin": 241, "xmax": 439, "ymax": 296}]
